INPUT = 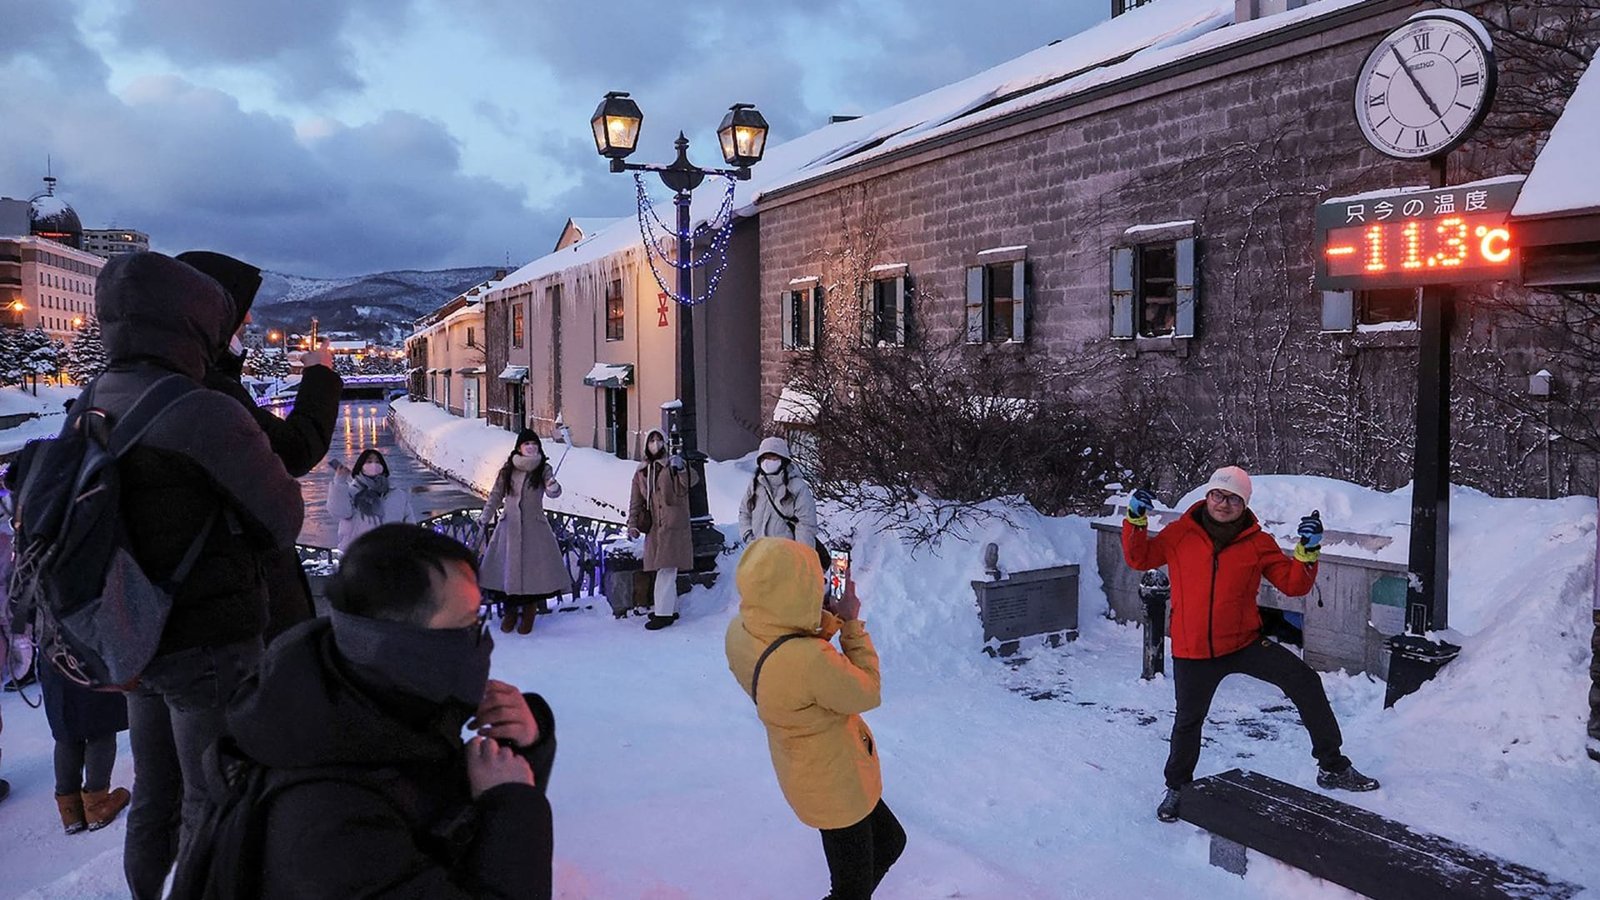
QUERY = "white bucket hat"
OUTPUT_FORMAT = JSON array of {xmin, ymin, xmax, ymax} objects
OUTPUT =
[
  {"xmin": 756, "ymin": 436, "xmax": 793, "ymax": 461},
  {"xmin": 1200, "ymin": 466, "xmax": 1252, "ymax": 506}
]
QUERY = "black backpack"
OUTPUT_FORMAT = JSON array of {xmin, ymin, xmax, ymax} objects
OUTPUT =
[
  {"xmin": 7, "ymin": 373, "xmax": 214, "ymax": 689},
  {"xmin": 167, "ymin": 736, "xmax": 401, "ymax": 900}
]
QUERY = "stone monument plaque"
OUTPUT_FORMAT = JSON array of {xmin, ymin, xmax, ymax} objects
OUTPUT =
[{"xmin": 972, "ymin": 564, "xmax": 1080, "ymax": 657}]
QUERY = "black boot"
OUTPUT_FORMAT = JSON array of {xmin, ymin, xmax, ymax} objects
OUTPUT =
[
  {"xmin": 1317, "ymin": 763, "xmax": 1380, "ymax": 792},
  {"xmin": 1157, "ymin": 788, "xmax": 1181, "ymax": 822},
  {"xmin": 645, "ymin": 613, "xmax": 680, "ymax": 631}
]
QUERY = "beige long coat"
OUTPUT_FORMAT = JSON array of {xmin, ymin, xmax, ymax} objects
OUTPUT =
[{"xmin": 628, "ymin": 429, "xmax": 698, "ymax": 572}]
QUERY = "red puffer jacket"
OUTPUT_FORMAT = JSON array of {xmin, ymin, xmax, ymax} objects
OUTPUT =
[{"xmin": 1123, "ymin": 502, "xmax": 1317, "ymax": 659}]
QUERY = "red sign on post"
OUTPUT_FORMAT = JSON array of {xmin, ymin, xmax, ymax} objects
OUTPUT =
[
  {"xmin": 657, "ymin": 292, "xmax": 670, "ymax": 328},
  {"xmin": 1314, "ymin": 177, "xmax": 1523, "ymax": 290}
]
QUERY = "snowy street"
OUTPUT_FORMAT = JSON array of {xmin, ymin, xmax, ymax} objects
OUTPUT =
[{"xmin": 3, "ymin": 399, "xmax": 1596, "ymax": 897}]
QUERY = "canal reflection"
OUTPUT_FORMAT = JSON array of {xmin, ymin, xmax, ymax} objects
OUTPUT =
[{"xmin": 293, "ymin": 401, "xmax": 483, "ymax": 549}]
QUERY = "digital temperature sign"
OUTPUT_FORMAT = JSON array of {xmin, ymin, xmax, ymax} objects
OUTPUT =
[{"xmin": 1314, "ymin": 178, "xmax": 1523, "ymax": 290}]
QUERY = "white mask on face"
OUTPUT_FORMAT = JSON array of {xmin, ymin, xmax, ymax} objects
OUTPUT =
[
  {"xmin": 647, "ymin": 440, "xmax": 664, "ymax": 457},
  {"xmin": 759, "ymin": 458, "xmax": 783, "ymax": 475},
  {"xmin": 361, "ymin": 462, "xmax": 384, "ymax": 477},
  {"xmin": 228, "ymin": 335, "xmax": 244, "ymax": 356}
]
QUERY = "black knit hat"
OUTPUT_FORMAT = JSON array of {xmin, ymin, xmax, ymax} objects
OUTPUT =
[{"xmin": 176, "ymin": 250, "xmax": 262, "ymax": 333}]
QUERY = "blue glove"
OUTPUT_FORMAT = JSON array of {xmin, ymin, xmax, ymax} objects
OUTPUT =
[
  {"xmin": 1127, "ymin": 488, "xmax": 1155, "ymax": 523},
  {"xmin": 668, "ymin": 454, "xmax": 686, "ymax": 471},
  {"xmin": 1297, "ymin": 511, "xmax": 1323, "ymax": 548}
]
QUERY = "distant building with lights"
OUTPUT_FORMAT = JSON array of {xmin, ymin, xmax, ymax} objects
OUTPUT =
[
  {"xmin": 0, "ymin": 177, "xmax": 104, "ymax": 343},
  {"xmin": 82, "ymin": 228, "xmax": 151, "ymax": 258}
]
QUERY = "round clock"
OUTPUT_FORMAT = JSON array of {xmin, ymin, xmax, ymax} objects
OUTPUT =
[{"xmin": 1353, "ymin": 11, "xmax": 1497, "ymax": 160}]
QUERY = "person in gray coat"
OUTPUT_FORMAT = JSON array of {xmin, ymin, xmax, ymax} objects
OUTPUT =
[
  {"xmin": 328, "ymin": 448, "xmax": 416, "ymax": 551},
  {"xmin": 480, "ymin": 430, "xmax": 568, "ymax": 634},
  {"xmin": 739, "ymin": 436, "xmax": 818, "ymax": 549},
  {"xmin": 627, "ymin": 428, "xmax": 697, "ymax": 631}
]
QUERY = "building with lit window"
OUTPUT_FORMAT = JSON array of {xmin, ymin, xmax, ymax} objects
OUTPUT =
[
  {"xmin": 0, "ymin": 181, "xmax": 104, "ymax": 343},
  {"xmin": 82, "ymin": 228, "xmax": 151, "ymax": 258}
]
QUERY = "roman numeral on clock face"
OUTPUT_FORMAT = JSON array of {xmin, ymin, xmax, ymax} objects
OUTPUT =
[
  {"xmin": 1460, "ymin": 71, "xmax": 1481, "ymax": 87},
  {"xmin": 1415, "ymin": 128, "xmax": 1428, "ymax": 148},
  {"xmin": 1368, "ymin": 94, "xmax": 1386, "ymax": 108},
  {"xmin": 1413, "ymin": 32, "xmax": 1430, "ymax": 52}
]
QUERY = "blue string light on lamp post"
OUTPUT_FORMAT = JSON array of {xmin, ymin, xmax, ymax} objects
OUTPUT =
[{"xmin": 591, "ymin": 92, "xmax": 770, "ymax": 569}]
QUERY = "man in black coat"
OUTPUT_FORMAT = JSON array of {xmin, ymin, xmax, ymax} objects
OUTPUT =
[
  {"xmin": 86, "ymin": 252, "xmax": 306, "ymax": 899},
  {"xmin": 177, "ymin": 250, "xmax": 343, "ymax": 637},
  {"xmin": 225, "ymin": 524, "xmax": 555, "ymax": 898}
]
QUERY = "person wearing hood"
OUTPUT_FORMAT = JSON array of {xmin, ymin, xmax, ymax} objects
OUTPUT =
[
  {"xmin": 179, "ymin": 250, "xmax": 342, "ymax": 640},
  {"xmin": 76, "ymin": 252, "xmax": 304, "ymax": 899},
  {"xmin": 627, "ymin": 428, "xmax": 698, "ymax": 631},
  {"xmin": 327, "ymin": 448, "xmax": 416, "ymax": 550},
  {"xmin": 725, "ymin": 538, "xmax": 905, "ymax": 899},
  {"xmin": 205, "ymin": 524, "xmax": 554, "ymax": 898},
  {"xmin": 739, "ymin": 436, "xmax": 819, "ymax": 549},
  {"xmin": 479, "ymin": 430, "xmax": 568, "ymax": 634},
  {"xmin": 1122, "ymin": 466, "xmax": 1380, "ymax": 825}
]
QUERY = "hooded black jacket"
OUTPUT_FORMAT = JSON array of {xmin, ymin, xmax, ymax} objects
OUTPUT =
[
  {"xmin": 228, "ymin": 619, "xmax": 555, "ymax": 899},
  {"xmin": 90, "ymin": 251, "xmax": 304, "ymax": 655}
]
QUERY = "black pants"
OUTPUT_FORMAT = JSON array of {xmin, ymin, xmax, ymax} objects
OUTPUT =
[
  {"xmin": 54, "ymin": 735, "xmax": 117, "ymax": 795},
  {"xmin": 1165, "ymin": 638, "xmax": 1349, "ymax": 790},
  {"xmin": 1588, "ymin": 610, "xmax": 1600, "ymax": 741},
  {"xmin": 819, "ymin": 800, "xmax": 906, "ymax": 900}
]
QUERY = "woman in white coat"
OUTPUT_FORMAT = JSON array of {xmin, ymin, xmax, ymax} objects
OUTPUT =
[
  {"xmin": 480, "ymin": 429, "xmax": 569, "ymax": 634},
  {"xmin": 739, "ymin": 436, "xmax": 819, "ymax": 548},
  {"xmin": 327, "ymin": 449, "xmax": 415, "ymax": 551}
]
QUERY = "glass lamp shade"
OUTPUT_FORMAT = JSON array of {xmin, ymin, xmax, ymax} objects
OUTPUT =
[
  {"xmin": 717, "ymin": 104, "xmax": 768, "ymax": 167},
  {"xmin": 591, "ymin": 92, "xmax": 643, "ymax": 159}
]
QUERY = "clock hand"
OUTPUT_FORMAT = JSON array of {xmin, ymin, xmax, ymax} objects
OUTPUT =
[{"xmin": 1389, "ymin": 44, "xmax": 1444, "ymax": 121}]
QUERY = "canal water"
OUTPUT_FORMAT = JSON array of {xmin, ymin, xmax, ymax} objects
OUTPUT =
[{"xmin": 294, "ymin": 400, "xmax": 483, "ymax": 549}]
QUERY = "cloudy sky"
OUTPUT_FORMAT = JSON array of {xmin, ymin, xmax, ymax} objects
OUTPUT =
[{"xmin": 3, "ymin": 1, "xmax": 1105, "ymax": 278}]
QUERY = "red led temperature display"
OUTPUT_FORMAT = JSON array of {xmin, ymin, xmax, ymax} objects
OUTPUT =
[{"xmin": 1314, "ymin": 179, "xmax": 1523, "ymax": 290}]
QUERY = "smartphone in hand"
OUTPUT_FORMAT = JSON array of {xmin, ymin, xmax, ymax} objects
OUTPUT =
[
  {"xmin": 826, "ymin": 550, "xmax": 851, "ymax": 604},
  {"xmin": 325, "ymin": 458, "xmax": 343, "ymax": 472}
]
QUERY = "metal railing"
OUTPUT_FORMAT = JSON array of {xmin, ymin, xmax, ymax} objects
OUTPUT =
[{"xmin": 298, "ymin": 506, "xmax": 630, "ymax": 600}]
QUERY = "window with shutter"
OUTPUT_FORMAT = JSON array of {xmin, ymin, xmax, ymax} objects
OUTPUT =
[
  {"xmin": 1357, "ymin": 288, "xmax": 1419, "ymax": 326},
  {"xmin": 1009, "ymin": 262, "xmax": 1027, "ymax": 342},
  {"xmin": 965, "ymin": 266, "xmax": 986, "ymax": 343},
  {"xmin": 892, "ymin": 276, "xmax": 907, "ymax": 345},
  {"xmin": 780, "ymin": 291, "xmax": 795, "ymax": 350},
  {"xmin": 1111, "ymin": 247, "xmax": 1135, "ymax": 339},
  {"xmin": 808, "ymin": 285, "xmax": 824, "ymax": 349},
  {"xmin": 1137, "ymin": 243, "xmax": 1177, "ymax": 338},
  {"xmin": 1174, "ymin": 237, "xmax": 1196, "ymax": 338}
]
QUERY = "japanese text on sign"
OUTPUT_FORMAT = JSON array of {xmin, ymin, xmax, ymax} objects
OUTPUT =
[{"xmin": 1314, "ymin": 179, "xmax": 1523, "ymax": 290}]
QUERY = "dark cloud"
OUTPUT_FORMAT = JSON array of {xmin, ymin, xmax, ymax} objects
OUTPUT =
[
  {"xmin": 1, "ymin": 3, "xmax": 110, "ymax": 88},
  {"xmin": 105, "ymin": 0, "xmax": 414, "ymax": 101}
]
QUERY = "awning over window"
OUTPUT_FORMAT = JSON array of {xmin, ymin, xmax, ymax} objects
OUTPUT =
[
  {"xmin": 497, "ymin": 365, "xmax": 529, "ymax": 383},
  {"xmin": 458, "ymin": 366, "xmax": 484, "ymax": 375},
  {"xmin": 439, "ymin": 368, "xmax": 453, "ymax": 376},
  {"xmin": 582, "ymin": 362, "xmax": 634, "ymax": 389},
  {"xmin": 426, "ymin": 368, "xmax": 439, "ymax": 374},
  {"xmin": 772, "ymin": 386, "xmax": 819, "ymax": 425}
]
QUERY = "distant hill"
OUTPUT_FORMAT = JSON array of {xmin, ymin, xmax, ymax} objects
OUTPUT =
[{"xmin": 251, "ymin": 266, "xmax": 504, "ymax": 343}]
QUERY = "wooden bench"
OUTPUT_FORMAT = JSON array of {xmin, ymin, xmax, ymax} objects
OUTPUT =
[{"xmin": 1180, "ymin": 769, "xmax": 1582, "ymax": 899}]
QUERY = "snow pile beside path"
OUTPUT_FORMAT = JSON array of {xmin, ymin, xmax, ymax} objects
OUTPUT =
[
  {"xmin": 388, "ymin": 399, "xmax": 751, "ymax": 524},
  {"xmin": 0, "ymin": 385, "xmax": 80, "ymax": 455}
]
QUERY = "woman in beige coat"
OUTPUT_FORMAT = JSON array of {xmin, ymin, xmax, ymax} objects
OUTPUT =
[
  {"xmin": 627, "ymin": 428, "xmax": 697, "ymax": 631},
  {"xmin": 480, "ymin": 429, "xmax": 568, "ymax": 634}
]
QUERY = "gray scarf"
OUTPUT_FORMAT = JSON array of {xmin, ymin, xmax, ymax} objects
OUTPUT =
[{"xmin": 351, "ymin": 473, "xmax": 389, "ymax": 519}]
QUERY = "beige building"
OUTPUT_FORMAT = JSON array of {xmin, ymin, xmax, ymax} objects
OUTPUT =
[
  {"xmin": 407, "ymin": 280, "xmax": 494, "ymax": 418},
  {"xmin": 1, "ymin": 188, "xmax": 105, "ymax": 344},
  {"xmin": 82, "ymin": 228, "xmax": 150, "ymax": 258}
]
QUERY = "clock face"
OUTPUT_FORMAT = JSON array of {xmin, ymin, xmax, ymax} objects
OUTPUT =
[{"xmin": 1354, "ymin": 14, "xmax": 1496, "ymax": 160}]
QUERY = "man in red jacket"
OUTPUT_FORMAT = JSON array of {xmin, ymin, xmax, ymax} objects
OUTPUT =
[{"xmin": 1123, "ymin": 466, "xmax": 1379, "ymax": 823}]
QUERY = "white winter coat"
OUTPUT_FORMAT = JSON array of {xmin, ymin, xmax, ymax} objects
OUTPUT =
[
  {"xmin": 739, "ymin": 468, "xmax": 819, "ymax": 548},
  {"xmin": 327, "ymin": 475, "xmax": 416, "ymax": 551}
]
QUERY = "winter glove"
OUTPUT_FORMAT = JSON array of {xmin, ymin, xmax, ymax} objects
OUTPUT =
[
  {"xmin": 668, "ymin": 454, "xmax": 686, "ymax": 471},
  {"xmin": 1294, "ymin": 510, "xmax": 1322, "ymax": 564},
  {"xmin": 1126, "ymin": 488, "xmax": 1155, "ymax": 528}
]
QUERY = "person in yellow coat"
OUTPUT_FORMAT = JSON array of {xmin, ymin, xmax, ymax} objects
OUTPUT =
[{"xmin": 725, "ymin": 538, "xmax": 905, "ymax": 899}]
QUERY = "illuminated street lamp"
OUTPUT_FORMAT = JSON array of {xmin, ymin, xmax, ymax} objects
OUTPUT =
[{"xmin": 591, "ymin": 93, "xmax": 770, "ymax": 570}]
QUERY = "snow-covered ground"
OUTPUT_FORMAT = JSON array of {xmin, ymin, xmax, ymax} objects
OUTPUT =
[
  {"xmin": 2, "ymin": 408, "xmax": 1596, "ymax": 898},
  {"xmin": 0, "ymin": 386, "xmax": 79, "ymax": 456}
]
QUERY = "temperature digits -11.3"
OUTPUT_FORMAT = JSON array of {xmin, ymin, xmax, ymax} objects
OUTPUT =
[{"xmin": 1322, "ymin": 214, "xmax": 1513, "ymax": 287}]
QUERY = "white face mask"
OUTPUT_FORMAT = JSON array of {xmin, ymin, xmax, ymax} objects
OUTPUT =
[
  {"xmin": 759, "ymin": 458, "xmax": 783, "ymax": 475},
  {"xmin": 648, "ymin": 440, "xmax": 664, "ymax": 457},
  {"xmin": 228, "ymin": 335, "xmax": 245, "ymax": 356},
  {"xmin": 361, "ymin": 462, "xmax": 385, "ymax": 477}
]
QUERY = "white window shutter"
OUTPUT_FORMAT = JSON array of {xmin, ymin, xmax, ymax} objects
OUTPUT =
[
  {"xmin": 965, "ymin": 266, "xmax": 986, "ymax": 343},
  {"xmin": 1174, "ymin": 237, "xmax": 1197, "ymax": 338},
  {"xmin": 781, "ymin": 291, "xmax": 795, "ymax": 350},
  {"xmin": 860, "ymin": 281, "xmax": 874, "ymax": 347},
  {"xmin": 810, "ymin": 285, "xmax": 824, "ymax": 349},
  {"xmin": 1010, "ymin": 262, "xmax": 1027, "ymax": 342},
  {"xmin": 893, "ymin": 276, "xmax": 907, "ymax": 346},
  {"xmin": 1321, "ymin": 290, "xmax": 1355, "ymax": 332},
  {"xmin": 1111, "ymin": 248, "xmax": 1135, "ymax": 339}
]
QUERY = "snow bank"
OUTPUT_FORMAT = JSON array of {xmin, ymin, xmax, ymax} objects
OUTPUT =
[{"xmin": 0, "ymin": 386, "xmax": 79, "ymax": 456}]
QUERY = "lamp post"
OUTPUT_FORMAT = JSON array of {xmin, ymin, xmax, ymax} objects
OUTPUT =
[{"xmin": 591, "ymin": 92, "xmax": 769, "ymax": 569}]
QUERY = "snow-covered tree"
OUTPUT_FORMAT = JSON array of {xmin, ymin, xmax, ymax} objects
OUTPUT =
[
  {"xmin": 247, "ymin": 348, "xmax": 290, "ymax": 381},
  {"xmin": 13, "ymin": 327, "xmax": 58, "ymax": 394},
  {"xmin": 0, "ymin": 329, "xmax": 24, "ymax": 388},
  {"xmin": 65, "ymin": 317, "xmax": 108, "ymax": 385},
  {"xmin": 333, "ymin": 354, "xmax": 358, "ymax": 377}
]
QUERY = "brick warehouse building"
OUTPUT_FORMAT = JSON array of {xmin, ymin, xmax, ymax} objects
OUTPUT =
[{"xmin": 752, "ymin": 0, "xmax": 1600, "ymax": 499}]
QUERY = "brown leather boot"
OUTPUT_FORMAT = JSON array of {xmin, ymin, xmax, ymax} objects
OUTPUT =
[
  {"xmin": 56, "ymin": 792, "xmax": 87, "ymax": 835},
  {"xmin": 516, "ymin": 603, "xmax": 538, "ymax": 635},
  {"xmin": 82, "ymin": 787, "xmax": 131, "ymax": 831}
]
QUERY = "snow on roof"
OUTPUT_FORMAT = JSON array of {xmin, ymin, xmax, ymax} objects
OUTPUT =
[
  {"xmin": 571, "ymin": 217, "xmax": 624, "ymax": 236},
  {"xmin": 327, "ymin": 340, "xmax": 367, "ymax": 351},
  {"xmin": 772, "ymin": 387, "xmax": 819, "ymax": 425},
  {"xmin": 1512, "ymin": 59, "xmax": 1600, "ymax": 219}
]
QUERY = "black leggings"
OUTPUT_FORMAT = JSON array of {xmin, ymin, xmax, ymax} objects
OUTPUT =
[
  {"xmin": 819, "ymin": 800, "xmax": 906, "ymax": 900},
  {"xmin": 1165, "ymin": 638, "xmax": 1348, "ymax": 789},
  {"xmin": 54, "ymin": 735, "xmax": 117, "ymax": 795}
]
